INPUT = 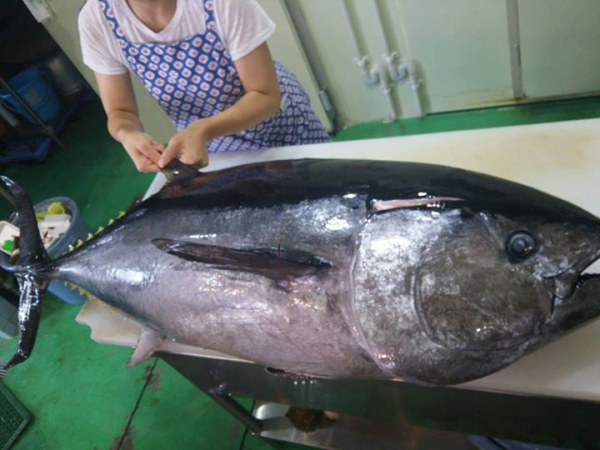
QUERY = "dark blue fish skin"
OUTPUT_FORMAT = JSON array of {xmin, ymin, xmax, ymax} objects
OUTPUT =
[
  {"xmin": 4, "ymin": 159, "xmax": 600, "ymax": 384},
  {"xmin": 153, "ymin": 159, "xmax": 599, "ymax": 224}
]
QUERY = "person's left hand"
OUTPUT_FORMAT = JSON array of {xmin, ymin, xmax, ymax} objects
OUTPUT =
[{"xmin": 159, "ymin": 120, "xmax": 210, "ymax": 169}]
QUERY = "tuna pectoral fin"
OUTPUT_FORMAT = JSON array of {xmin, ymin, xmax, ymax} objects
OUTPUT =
[
  {"xmin": 152, "ymin": 239, "xmax": 331, "ymax": 281},
  {"xmin": 127, "ymin": 326, "xmax": 166, "ymax": 367}
]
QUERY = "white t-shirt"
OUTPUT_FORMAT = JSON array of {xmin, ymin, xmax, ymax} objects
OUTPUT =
[{"xmin": 79, "ymin": 0, "xmax": 276, "ymax": 75}]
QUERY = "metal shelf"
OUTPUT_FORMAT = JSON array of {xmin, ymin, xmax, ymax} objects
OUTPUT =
[
  {"xmin": 159, "ymin": 352, "xmax": 600, "ymax": 450},
  {"xmin": 252, "ymin": 401, "xmax": 474, "ymax": 450}
]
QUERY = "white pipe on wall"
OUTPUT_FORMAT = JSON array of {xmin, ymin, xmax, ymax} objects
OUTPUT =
[
  {"xmin": 372, "ymin": 0, "xmax": 425, "ymax": 117},
  {"xmin": 282, "ymin": 0, "xmax": 338, "ymax": 128},
  {"xmin": 339, "ymin": 0, "xmax": 363, "ymax": 59},
  {"xmin": 372, "ymin": 0, "xmax": 393, "ymax": 57},
  {"xmin": 339, "ymin": 0, "xmax": 397, "ymax": 120},
  {"xmin": 391, "ymin": 59, "xmax": 425, "ymax": 118},
  {"xmin": 400, "ymin": 62, "xmax": 424, "ymax": 117},
  {"xmin": 369, "ymin": 64, "xmax": 396, "ymax": 121},
  {"xmin": 354, "ymin": 56, "xmax": 382, "ymax": 87}
]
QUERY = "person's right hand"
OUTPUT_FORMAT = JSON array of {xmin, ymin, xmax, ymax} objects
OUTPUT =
[{"xmin": 118, "ymin": 130, "xmax": 165, "ymax": 173}]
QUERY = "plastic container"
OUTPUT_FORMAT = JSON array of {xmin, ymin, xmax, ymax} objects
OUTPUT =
[
  {"xmin": 0, "ymin": 67, "xmax": 61, "ymax": 123},
  {"xmin": 39, "ymin": 49, "xmax": 87, "ymax": 98},
  {"xmin": 0, "ymin": 221, "xmax": 20, "ymax": 255},
  {"xmin": 33, "ymin": 197, "xmax": 92, "ymax": 305}
]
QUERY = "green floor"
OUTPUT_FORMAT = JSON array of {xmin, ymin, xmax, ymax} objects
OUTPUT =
[
  {"xmin": 0, "ymin": 94, "xmax": 598, "ymax": 449},
  {"xmin": 334, "ymin": 96, "xmax": 600, "ymax": 141}
]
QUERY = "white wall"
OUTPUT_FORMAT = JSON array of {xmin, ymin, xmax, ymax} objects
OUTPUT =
[
  {"xmin": 297, "ymin": 0, "xmax": 515, "ymax": 125},
  {"xmin": 393, "ymin": 0, "xmax": 513, "ymax": 111},
  {"xmin": 33, "ymin": 0, "xmax": 600, "ymax": 132},
  {"xmin": 41, "ymin": 0, "xmax": 176, "ymax": 143},
  {"xmin": 519, "ymin": 0, "xmax": 600, "ymax": 99},
  {"xmin": 257, "ymin": 0, "xmax": 331, "ymax": 130}
]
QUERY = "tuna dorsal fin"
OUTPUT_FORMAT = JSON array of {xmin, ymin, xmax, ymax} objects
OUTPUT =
[
  {"xmin": 160, "ymin": 159, "xmax": 201, "ymax": 184},
  {"xmin": 152, "ymin": 239, "xmax": 331, "ymax": 281}
]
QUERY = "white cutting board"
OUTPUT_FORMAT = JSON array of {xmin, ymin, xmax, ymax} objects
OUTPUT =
[{"xmin": 77, "ymin": 118, "xmax": 600, "ymax": 401}]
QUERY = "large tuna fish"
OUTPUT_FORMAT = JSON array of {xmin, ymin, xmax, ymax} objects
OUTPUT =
[{"xmin": 1, "ymin": 158, "xmax": 600, "ymax": 385}]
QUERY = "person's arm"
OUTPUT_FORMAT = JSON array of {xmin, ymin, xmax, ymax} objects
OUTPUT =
[
  {"xmin": 95, "ymin": 72, "xmax": 165, "ymax": 172},
  {"xmin": 158, "ymin": 42, "xmax": 281, "ymax": 168}
]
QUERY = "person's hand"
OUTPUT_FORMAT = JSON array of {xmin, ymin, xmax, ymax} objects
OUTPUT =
[
  {"xmin": 118, "ymin": 130, "xmax": 165, "ymax": 173},
  {"xmin": 159, "ymin": 120, "xmax": 210, "ymax": 169}
]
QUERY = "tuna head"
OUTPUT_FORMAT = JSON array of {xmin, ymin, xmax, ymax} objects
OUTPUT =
[{"xmin": 353, "ymin": 189, "xmax": 600, "ymax": 385}]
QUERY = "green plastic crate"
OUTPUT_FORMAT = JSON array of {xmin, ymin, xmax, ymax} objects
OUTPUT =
[{"xmin": 0, "ymin": 381, "xmax": 30, "ymax": 449}]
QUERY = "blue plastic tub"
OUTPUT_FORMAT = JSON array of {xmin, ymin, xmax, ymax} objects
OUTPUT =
[
  {"xmin": 33, "ymin": 197, "xmax": 92, "ymax": 305},
  {"xmin": 0, "ymin": 68, "xmax": 60, "ymax": 123}
]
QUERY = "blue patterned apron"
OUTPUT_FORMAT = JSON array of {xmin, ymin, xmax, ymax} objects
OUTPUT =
[{"xmin": 98, "ymin": 0, "xmax": 330, "ymax": 152}]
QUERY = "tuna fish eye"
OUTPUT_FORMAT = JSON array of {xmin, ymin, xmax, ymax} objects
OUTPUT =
[{"xmin": 506, "ymin": 231, "xmax": 537, "ymax": 260}]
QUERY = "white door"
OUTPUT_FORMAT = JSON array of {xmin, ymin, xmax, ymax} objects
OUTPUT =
[{"xmin": 519, "ymin": 0, "xmax": 600, "ymax": 100}]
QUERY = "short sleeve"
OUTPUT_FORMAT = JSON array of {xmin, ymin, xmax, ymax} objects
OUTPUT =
[
  {"xmin": 78, "ymin": 1, "xmax": 129, "ymax": 75},
  {"xmin": 214, "ymin": 0, "xmax": 276, "ymax": 61}
]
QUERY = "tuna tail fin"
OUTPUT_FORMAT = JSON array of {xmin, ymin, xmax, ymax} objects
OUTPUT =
[
  {"xmin": 0, "ymin": 274, "xmax": 48, "ymax": 377},
  {"xmin": 0, "ymin": 176, "xmax": 51, "ymax": 377}
]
